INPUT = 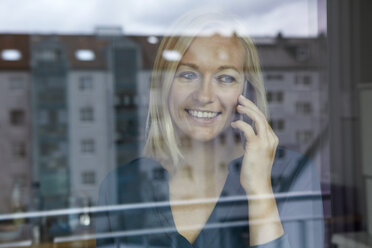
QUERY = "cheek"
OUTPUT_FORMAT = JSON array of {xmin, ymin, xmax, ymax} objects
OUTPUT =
[
  {"xmin": 222, "ymin": 92, "xmax": 241, "ymax": 110},
  {"xmin": 168, "ymin": 86, "xmax": 188, "ymax": 119}
]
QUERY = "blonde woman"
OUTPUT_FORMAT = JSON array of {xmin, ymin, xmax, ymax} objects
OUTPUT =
[{"xmin": 97, "ymin": 11, "xmax": 324, "ymax": 248}]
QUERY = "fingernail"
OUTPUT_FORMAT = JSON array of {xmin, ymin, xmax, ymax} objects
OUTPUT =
[{"xmin": 231, "ymin": 122, "xmax": 236, "ymax": 128}]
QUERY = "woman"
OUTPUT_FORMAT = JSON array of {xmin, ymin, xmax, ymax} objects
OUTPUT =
[{"xmin": 96, "ymin": 11, "xmax": 324, "ymax": 248}]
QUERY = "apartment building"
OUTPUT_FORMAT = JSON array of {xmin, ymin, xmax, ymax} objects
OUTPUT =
[
  {"xmin": 61, "ymin": 35, "xmax": 115, "ymax": 206},
  {"xmin": 256, "ymin": 35, "xmax": 329, "ymax": 183},
  {"xmin": 30, "ymin": 35, "xmax": 70, "ymax": 210}
]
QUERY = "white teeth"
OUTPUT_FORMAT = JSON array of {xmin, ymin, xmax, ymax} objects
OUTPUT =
[{"xmin": 188, "ymin": 110, "xmax": 218, "ymax": 119}]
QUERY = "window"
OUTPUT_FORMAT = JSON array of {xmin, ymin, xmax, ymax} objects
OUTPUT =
[
  {"xmin": 13, "ymin": 142, "xmax": 26, "ymax": 158},
  {"xmin": 37, "ymin": 49, "xmax": 61, "ymax": 61},
  {"xmin": 266, "ymin": 74, "xmax": 284, "ymax": 81},
  {"xmin": 269, "ymin": 119, "xmax": 285, "ymax": 131},
  {"xmin": 295, "ymin": 74, "xmax": 312, "ymax": 86},
  {"xmin": 81, "ymin": 171, "xmax": 96, "ymax": 185},
  {"xmin": 39, "ymin": 111, "xmax": 48, "ymax": 125},
  {"xmin": 267, "ymin": 92, "xmax": 273, "ymax": 102},
  {"xmin": 267, "ymin": 91, "xmax": 284, "ymax": 103},
  {"xmin": 296, "ymin": 130, "xmax": 313, "ymax": 144},
  {"xmin": 80, "ymin": 107, "xmax": 94, "ymax": 122},
  {"xmin": 79, "ymin": 76, "xmax": 93, "ymax": 91},
  {"xmin": 296, "ymin": 46, "xmax": 310, "ymax": 61},
  {"xmin": 58, "ymin": 110, "xmax": 66, "ymax": 124},
  {"xmin": 81, "ymin": 139, "xmax": 95, "ymax": 153},
  {"xmin": 303, "ymin": 75, "xmax": 312, "ymax": 85},
  {"xmin": 296, "ymin": 102, "xmax": 312, "ymax": 114},
  {"xmin": 277, "ymin": 92, "xmax": 284, "ymax": 102},
  {"xmin": 9, "ymin": 110, "xmax": 25, "ymax": 126},
  {"xmin": 118, "ymin": 94, "xmax": 133, "ymax": 106},
  {"xmin": 124, "ymin": 96, "xmax": 130, "ymax": 106}
]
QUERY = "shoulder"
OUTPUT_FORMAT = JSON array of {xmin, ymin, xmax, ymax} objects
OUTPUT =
[
  {"xmin": 98, "ymin": 157, "xmax": 164, "ymax": 205},
  {"xmin": 271, "ymin": 146, "xmax": 321, "ymax": 193}
]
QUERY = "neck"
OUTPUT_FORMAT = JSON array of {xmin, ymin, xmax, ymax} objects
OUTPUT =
[{"xmin": 176, "ymin": 128, "xmax": 244, "ymax": 175}]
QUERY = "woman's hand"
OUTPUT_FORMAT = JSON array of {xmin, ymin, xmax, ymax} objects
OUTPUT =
[
  {"xmin": 231, "ymin": 94, "xmax": 284, "ymax": 246},
  {"xmin": 231, "ymin": 94, "xmax": 279, "ymax": 194}
]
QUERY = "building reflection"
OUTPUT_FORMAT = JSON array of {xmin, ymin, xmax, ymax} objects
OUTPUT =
[{"xmin": 0, "ymin": 30, "xmax": 328, "ymax": 246}]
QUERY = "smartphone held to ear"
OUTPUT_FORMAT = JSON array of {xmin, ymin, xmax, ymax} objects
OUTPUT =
[{"xmin": 238, "ymin": 80, "xmax": 255, "ymax": 147}]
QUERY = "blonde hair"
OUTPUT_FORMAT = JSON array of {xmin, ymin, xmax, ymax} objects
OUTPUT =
[{"xmin": 143, "ymin": 10, "xmax": 268, "ymax": 166}]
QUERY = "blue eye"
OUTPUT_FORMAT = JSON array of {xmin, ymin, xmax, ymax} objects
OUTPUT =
[
  {"xmin": 217, "ymin": 75, "xmax": 236, "ymax": 83},
  {"xmin": 177, "ymin": 71, "xmax": 198, "ymax": 80}
]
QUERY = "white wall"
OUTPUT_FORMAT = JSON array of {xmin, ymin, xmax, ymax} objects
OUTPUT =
[{"xmin": 68, "ymin": 71, "xmax": 115, "ymax": 205}]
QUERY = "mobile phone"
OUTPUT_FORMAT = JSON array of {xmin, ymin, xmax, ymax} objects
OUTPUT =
[{"xmin": 238, "ymin": 80, "xmax": 255, "ymax": 148}]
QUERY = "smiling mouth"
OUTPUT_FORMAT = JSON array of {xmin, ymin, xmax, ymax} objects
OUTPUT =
[{"xmin": 185, "ymin": 109, "xmax": 220, "ymax": 119}]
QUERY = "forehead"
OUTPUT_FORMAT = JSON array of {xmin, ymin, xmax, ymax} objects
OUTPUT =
[{"xmin": 180, "ymin": 35, "xmax": 244, "ymax": 69}]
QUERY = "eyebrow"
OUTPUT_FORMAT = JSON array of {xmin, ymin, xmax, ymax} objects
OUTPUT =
[
  {"xmin": 178, "ymin": 63, "xmax": 199, "ymax": 70},
  {"xmin": 178, "ymin": 63, "xmax": 241, "ymax": 73},
  {"xmin": 217, "ymin": 65, "xmax": 240, "ymax": 73}
]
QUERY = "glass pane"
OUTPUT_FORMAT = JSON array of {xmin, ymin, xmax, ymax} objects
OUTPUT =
[{"xmin": 3, "ymin": 0, "xmax": 370, "ymax": 248}]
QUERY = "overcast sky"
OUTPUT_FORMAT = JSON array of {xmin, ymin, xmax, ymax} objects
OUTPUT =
[{"xmin": 0, "ymin": 0, "xmax": 322, "ymax": 37}]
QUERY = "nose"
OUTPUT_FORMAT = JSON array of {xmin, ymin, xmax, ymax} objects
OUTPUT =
[{"xmin": 193, "ymin": 76, "xmax": 214, "ymax": 104}]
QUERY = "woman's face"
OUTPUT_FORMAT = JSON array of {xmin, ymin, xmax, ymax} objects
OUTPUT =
[{"xmin": 169, "ymin": 34, "xmax": 245, "ymax": 142}]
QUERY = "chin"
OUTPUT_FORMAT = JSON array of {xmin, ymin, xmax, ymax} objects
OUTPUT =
[{"xmin": 187, "ymin": 129, "xmax": 222, "ymax": 142}]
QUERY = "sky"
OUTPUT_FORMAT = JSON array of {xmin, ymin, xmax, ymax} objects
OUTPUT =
[{"xmin": 0, "ymin": 0, "xmax": 322, "ymax": 37}]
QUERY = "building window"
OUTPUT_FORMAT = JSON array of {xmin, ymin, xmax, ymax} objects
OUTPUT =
[
  {"xmin": 58, "ymin": 110, "xmax": 67, "ymax": 124},
  {"xmin": 81, "ymin": 171, "xmax": 96, "ymax": 185},
  {"xmin": 296, "ymin": 102, "xmax": 313, "ymax": 114},
  {"xmin": 80, "ymin": 107, "xmax": 94, "ymax": 122},
  {"xmin": 296, "ymin": 46, "xmax": 310, "ymax": 61},
  {"xmin": 39, "ymin": 111, "xmax": 48, "ymax": 125},
  {"xmin": 79, "ymin": 76, "xmax": 93, "ymax": 91},
  {"xmin": 303, "ymin": 75, "xmax": 312, "ymax": 85},
  {"xmin": 267, "ymin": 91, "xmax": 284, "ymax": 103},
  {"xmin": 269, "ymin": 119, "xmax": 285, "ymax": 131},
  {"xmin": 124, "ymin": 95, "xmax": 130, "ymax": 106},
  {"xmin": 267, "ymin": 92, "xmax": 273, "ymax": 102},
  {"xmin": 13, "ymin": 142, "xmax": 26, "ymax": 158},
  {"xmin": 295, "ymin": 74, "xmax": 312, "ymax": 86},
  {"xmin": 277, "ymin": 92, "xmax": 284, "ymax": 102},
  {"xmin": 10, "ymin": 110, "xmax": 25, "ymax": 126},
  {"xmin": 37, "ymin": 49, "xmax": 62, "ymax": 61},
  {"xmin": 296, "ymin": 130, "xmax": 313, "ymax": 144},
  {"xmin": 81, "ymin": 139, "xmax": 95, "ymax": 153},
  {"xmin": 266, "ymin": 74, "xmax": 284, "ymax": 81}
]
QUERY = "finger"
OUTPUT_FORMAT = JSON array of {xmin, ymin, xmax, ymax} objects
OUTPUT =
[
  {"xmin": 236, "ymin": 104, "xmax": 268, "ymax": 138},
  {"xmin": 238, "ymin": 94, "xmax": 269, "ymax": 138},
  {"xmin": 231, "ymin": 120, "xmax": 256, "ymax": 140},
  {"xmin": 238, "ymin": 95, "xmax": 266, "ymax": 120},
  {"xmin": 267, "ymin": 122, "xmax": 279, "ymax": 146}
]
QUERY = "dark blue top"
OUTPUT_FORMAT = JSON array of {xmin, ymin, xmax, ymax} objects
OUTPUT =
[{"xmin": 96, "ymin": 148, "xmax": 324, "ymax": 247}]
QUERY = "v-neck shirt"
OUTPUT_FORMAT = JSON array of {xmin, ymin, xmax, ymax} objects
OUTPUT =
[{"xmin": 96, "ymin": 147, "xmax": 324, "ymax": 248}]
